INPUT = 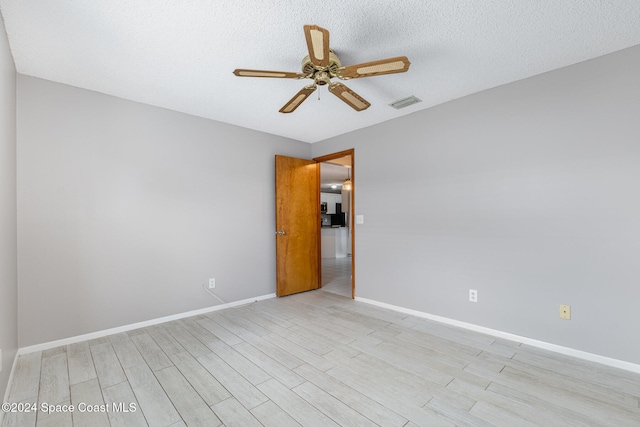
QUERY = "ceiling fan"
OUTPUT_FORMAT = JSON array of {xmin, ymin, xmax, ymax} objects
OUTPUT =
[{"xmin": 233, "ymin": 24, "xmax": 411, "ymax": 113}]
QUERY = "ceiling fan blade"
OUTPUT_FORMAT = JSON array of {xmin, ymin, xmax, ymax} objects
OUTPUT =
[
  {"xmin": 279, "ymin": 85, "xmax": 317, "ymax": 113},
  {"xmin": 304, "ymin": 24, "xmax": 330, "ymax": 69},
  {"xmin": 328, "ymin": 82, "xmax": 370, "ymax": 112},
  {"xmin": 233, "ymin": 69, "xmax": 306, "ymax": 79},
  {"xmin": 336, "ymin": 56, "xmax": 411, "ymax": 79}
]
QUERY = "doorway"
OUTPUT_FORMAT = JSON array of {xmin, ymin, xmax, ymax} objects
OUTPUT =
[{"xmin": 314, "ymin": 149, "xmax": 355, "ymax": 299}]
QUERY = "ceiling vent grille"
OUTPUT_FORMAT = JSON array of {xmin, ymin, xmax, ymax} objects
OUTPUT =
[{"xmin": 390, "ymin": 96, "xmax": 421, "ymax": 109}]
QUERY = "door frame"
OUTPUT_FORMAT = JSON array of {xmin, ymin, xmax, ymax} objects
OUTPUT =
[{"xmin": 314, "ymin": 149, "xmax": 355, "ymax": 299}]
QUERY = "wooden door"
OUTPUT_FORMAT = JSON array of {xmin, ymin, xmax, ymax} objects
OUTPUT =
[{"xmin": 275, "ymin": 155, "xmax": 320, "ymax": 297}]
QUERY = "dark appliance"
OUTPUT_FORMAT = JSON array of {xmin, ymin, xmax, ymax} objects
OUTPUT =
[
  {"xmin": 330, "ymin": 202, "xmax": 346, "ymax": 226},
  {"xmin": 330, "ymin": 212, "xmax": 346, "ymax": 227}
]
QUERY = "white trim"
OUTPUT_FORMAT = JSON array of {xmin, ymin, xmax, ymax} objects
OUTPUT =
[
  {"xmin": 18, "ymin": 293, "xmax": 276, "ymax": 356},
  {"xmin": 355, "ymin": 296, "xmax": 640, "ymax": 375}
]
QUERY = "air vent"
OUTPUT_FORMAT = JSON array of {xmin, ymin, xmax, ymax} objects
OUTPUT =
[{"xmin": 390, "ymin": 96, "xmax": 421, "ymax": 109}]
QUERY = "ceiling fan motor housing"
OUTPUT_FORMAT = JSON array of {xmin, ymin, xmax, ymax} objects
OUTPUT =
[{"xmin": 302, "ymin": 50, "xmax": 342, "ymax": 85}]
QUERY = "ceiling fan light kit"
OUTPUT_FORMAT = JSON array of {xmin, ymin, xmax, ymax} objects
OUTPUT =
[{"xmin": 233, "ymin": 24, "xmax": 411, "ymax": 113}]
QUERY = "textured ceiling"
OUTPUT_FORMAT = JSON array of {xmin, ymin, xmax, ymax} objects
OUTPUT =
[{"xmin": 1, "ymin": 1, "xmax": 640, "ymax": 143}]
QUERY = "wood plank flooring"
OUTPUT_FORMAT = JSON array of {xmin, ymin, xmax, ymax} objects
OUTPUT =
[
  {"xmin": 321, "ymin": 256, "xmax": 352, "ymax": 298},
  {"xmin": 3, "ymin": 290, "xmax": 640, "ymax": 426}
]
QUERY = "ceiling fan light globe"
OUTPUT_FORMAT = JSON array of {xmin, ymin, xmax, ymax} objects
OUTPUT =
[{"xmin": 315, "ymin": 71, "xmax": 331, "ymax": 85}]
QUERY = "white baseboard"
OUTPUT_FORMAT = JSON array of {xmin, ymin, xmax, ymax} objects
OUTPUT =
[
  {"xmin": 18, "ymin": 293, "xmax": 276, "ymax": 356},
  {"xmin": 355, "ymin": 296, "xmax": 640, "ymax": 375}
]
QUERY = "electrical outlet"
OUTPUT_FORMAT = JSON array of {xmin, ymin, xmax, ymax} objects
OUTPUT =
[
  {"xmin": 469, "ymin": 289, "xmax": 478, "ymax": 303},
  {"xmin": 209, "ymin": 278, "xmax": 216, "ymax": 289},
  {"xmin": 560, "ymin": 304, "xmax": 571, "ymax": 320}
]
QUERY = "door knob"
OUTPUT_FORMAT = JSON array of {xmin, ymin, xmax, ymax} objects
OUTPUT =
[{"xmin": 276, "ymin": 230, "xmax": 286, "ymax": 235}]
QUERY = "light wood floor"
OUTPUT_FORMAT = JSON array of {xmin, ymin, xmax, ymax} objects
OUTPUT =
[{"xmin": 3, "ymin": 291, "xmax": 640, "ymax": 427}]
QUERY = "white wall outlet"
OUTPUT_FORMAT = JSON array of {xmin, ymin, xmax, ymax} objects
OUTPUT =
[
  {"xmin": 469, "ymin": 289, "xmax": 478, "ymax": 303},
  {"xmin": 208, "ymin": 278, "xmax": 216, "ymax": 289},
  {"xmin": 356, "ymin": 215, "xmax": 364, "ymax": 224},
  {"xmin": 560, "ymin": 304, "xmax": 571, "ymax": 320}
]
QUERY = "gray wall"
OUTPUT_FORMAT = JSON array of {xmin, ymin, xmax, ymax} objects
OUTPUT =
[
  {"xmin": 312, "ymin": 45, "xmax": 640, "ymax": 365},
  {"xmin": 11, "ymin": 37, "xmax": 640, "ymax": 368},
  {"xmin": 17, "ymin": 76, "xmax": 311, "ymax": 346},
  {"xmin": 0, "ymin": 12, "xmax": 17, "ymax": 394}
]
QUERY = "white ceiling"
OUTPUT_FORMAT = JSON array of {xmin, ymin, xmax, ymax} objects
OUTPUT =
[{"xmin": 1, "ymin": 1, "xmax": 639, "ymax": 143}]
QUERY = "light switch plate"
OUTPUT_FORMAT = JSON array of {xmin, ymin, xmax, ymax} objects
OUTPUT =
[{"xmin": 356, "ymin": 215, "xmax": 364, "ymax": 224}]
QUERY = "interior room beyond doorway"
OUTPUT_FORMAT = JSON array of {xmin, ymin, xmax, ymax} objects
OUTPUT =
[{"xmin": 319, "ymin": 153, "xmax": 353, "ymax": 298}]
